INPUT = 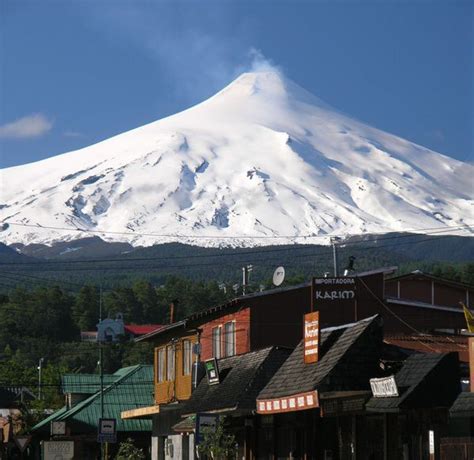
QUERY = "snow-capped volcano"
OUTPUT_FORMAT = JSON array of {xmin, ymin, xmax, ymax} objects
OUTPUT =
[{"xmin": 1, "ymin": 71, "xmax": 473, "ymax": 247}]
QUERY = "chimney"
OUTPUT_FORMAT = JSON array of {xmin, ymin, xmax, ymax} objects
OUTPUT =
[{"xmin": 169, "ymin": 299, "xmax": 179, "ymax": 324}]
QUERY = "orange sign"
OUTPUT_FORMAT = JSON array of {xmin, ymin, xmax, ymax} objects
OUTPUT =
[{"xmin": 304, "ymin": 311, "xmax": 320, "ymax": 364}]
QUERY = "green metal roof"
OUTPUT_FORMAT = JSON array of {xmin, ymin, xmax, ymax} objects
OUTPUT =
[
  {"xmin": 33, "ymin": 365, "xmax": 154, "ymax": 433},
  {"xmin": 31, "ymin": 406, "xmax": 68, "ymax": 432},
  {"xmin": 62, "ymin": 374, "xmax": 118, "ymax": 394}
]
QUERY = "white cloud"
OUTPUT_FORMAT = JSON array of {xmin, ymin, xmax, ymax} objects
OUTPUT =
[
  {"xmin": 89, "ymin": 5, "xmax": 281, "ymax": 104},
  {"xmin": 0, "ymin": 113, "xmax": 53, "ymax": 139}
]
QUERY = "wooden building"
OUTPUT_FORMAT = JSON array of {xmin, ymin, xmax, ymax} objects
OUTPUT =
[
  {"xmin": 126, "ymin": 268, "xmax": 472, "ymax": 459},
  {"xmin": 256, "ymin": 316, "xmax": 462, "ymax": 460}
]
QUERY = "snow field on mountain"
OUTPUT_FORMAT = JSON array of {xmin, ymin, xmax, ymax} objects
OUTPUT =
[{"xmin": 1, "ymin": 71, "xmax": 472, "ymax": 247}]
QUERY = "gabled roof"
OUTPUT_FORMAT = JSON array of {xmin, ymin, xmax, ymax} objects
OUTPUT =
[
  {"xmin": 366, "ymin": 352, "xmax": 461, "ymax": 413},
  {"xmin": 124, "ymin": 324, "xmax": 163, "ymax": 336},
  {"xmin": 450, "ymin": 392, "xmax": 474, "ymax": 418},
  {"xmin": 62, "ymin": 373, "xmax": 120, "ymax": 394},
  {"xmin": 33, "ymin": 365, "xmax": 154, "ymax": 433},
  {"xmin": 182, "ymin": 347, "xmax": 291, "ymax": 416},
  {"xmin": 258, "ymin": 315, "xmax": 383, "ymax": 401},
  {"xmin": 0, "ymin": 386, "xmax": 36, "ymax": 406},
  {"xmin": 135, "ymin": 320, "xmax": 187, "ymax": 342}
]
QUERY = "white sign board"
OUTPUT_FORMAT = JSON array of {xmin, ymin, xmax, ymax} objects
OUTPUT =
[
  {"xmin": 51, "ymin": 420, "xmax": 66, "ymax": 436},
  {"xmin": 429, "ymin": 430, "xmax": 435, "ymax": 455},
  {"xmin": 43, "ymin": 441, "xmax": 74, "ymax": 460},
  {"xmin": 370, "ymin": 375, "xmax": 399, "ymax": 397}
]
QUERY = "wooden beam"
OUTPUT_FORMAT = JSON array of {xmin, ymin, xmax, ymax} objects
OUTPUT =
[{"xmin": 120, "ymin": 405, "xmax": 160, "ymax": 419}]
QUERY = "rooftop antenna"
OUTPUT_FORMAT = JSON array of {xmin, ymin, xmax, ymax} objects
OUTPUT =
[{"xmin": 272, "ymin": 266, "xmax": 285, "ymax": 287}]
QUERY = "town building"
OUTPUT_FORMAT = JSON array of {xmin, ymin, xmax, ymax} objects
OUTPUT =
[
  {"xmin": 124, "ymin": 268, "xmax": 472, "ymax": 459},
  {"xmin": 32, "ymin": 365, "xmax": 153, "ymax": 459}
]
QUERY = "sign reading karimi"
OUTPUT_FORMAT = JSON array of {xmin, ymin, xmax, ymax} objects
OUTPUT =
[{"xmin": 314, "ymin": 277, "xmax": 356, "ymax": 301}]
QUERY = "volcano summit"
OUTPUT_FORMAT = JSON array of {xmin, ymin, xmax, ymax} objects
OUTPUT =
[{"xmin": 1, "ymin": 71, "xmax": 472, "ymax": 247}]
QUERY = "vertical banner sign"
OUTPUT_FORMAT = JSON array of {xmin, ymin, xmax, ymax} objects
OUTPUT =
[
  {"xmin": 304, "ymin": 311, "xmax": 320, "ymax": 364},
  {"xmin": 428, "ymin": 430, "xmax": 435, "ymax": 459}
]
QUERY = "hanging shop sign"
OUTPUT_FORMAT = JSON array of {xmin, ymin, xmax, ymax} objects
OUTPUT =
[
  {"xmin": 204, "ymin": 358, "xmax": 220, "ymax": 385},
  {"xmin": 304, "ymin": 311, "xmax": 320, "ymax": 364},
  {"xmin": 370, "ymin": 375, "xmax": 399, "ymax": 397},
  {"xmin": 313, "ymin": 277, "xmax": 356, "ymax": 301}
]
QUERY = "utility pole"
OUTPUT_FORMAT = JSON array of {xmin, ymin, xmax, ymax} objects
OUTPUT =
[
  {"xmin": 37, "ymin": 357, "xmax": 44, "ymax": 400},
  {"xmin": 242, "ymin": 265, "xmax": 253, "ymax": 295},
  {"xmin": 98, "ymin": 284, "xmax": 105, "ymax": 460},
  {"xmin": 330, "ymin": 237, "xmax": 341, "ymax": 277}
]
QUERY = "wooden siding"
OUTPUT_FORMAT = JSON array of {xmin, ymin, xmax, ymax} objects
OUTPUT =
[
  {"xmin": 154, "ymin": 334, "xmax": 197, "ymax": 405},
  {"xmin": 200, "ymin": 308, "xmax": 251, "ymax": 360}
]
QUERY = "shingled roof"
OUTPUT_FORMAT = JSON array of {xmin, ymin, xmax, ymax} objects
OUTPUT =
[
  {"xmin": 181, "ymin": 347, "xmax": 291, "ymax": 416},
  {"xmin": 257, "ymin": 315, "xmax": 383, "ymax": 401},
  {"xmin": 366, "ymin": 352, "xmax": 461, "ymax": 413},
  {"xmin": 450, "ymin": 392, "xmax": 474, "ymax": 418}
]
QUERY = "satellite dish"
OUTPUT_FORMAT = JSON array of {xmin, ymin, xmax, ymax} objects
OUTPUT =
[{"xmin": 273, "ymin": 266, "xmax": 285, "ymax": 286}]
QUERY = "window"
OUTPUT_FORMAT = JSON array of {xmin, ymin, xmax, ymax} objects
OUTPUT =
[
  {"xmin": 157, "ymin": 348, "xmax": 166, "ymax": 383},
  {"xmin": 224, "ymin": 321, "xmax": 236, "ymax": 357},
  {"xmin": 212, "ymin": 327, "xmax": 221, "ymax": 359},
  {"xmin": 166, "ymin": 345, "xmax": 175, "ymax": 381},
  {"xmin": 182, "ymin": 340, "xmax": 192, "ymax": 376}
]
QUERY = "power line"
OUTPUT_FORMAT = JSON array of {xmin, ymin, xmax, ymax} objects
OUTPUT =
[
  {"xmin": 1, "ymin": 233, "xmax": 470, "ymax": 275},
  {"xmin": 0, "ymin": 224, "xmax": 469, "ymax": 268},
  {"xmin": 3, "ymin": 221, "xmax": 471, "ymax": 241}
]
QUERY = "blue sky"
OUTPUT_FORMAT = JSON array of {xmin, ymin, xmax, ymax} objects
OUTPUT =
[{"xmin": 0, "ymin": 0, "xmax": 472, "ymax": 168}]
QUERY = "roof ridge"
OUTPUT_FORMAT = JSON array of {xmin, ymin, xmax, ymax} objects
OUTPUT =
[
  {"xmin": 57, "ymin": 365, "xmax": 145, "ymax": 420},
  {"xmin": 316, "ymin": 315, "xmax": 380, "ymax": 386}
]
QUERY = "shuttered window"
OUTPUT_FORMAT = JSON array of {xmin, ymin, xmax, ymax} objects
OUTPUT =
[{"xmin": 183, "ymin": 340, "xmax": 192, "ymax": 376}]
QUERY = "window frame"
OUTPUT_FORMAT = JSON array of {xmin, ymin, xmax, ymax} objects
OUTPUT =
[
  {"xmin": 224, "ymin": 321, "xmax": 236, "ymax": 357},
  {"xmin": 166, "ymin": 345, "xmax": 175, "ymax": 381},
  {"xmin": 212, "ymin": 326, "xmax": 222, "ymax": 359},
  {"xmin": 182, "ymin": 339, "xmax": 192, "ymax": 376},
  {"xmin": 156, "ymin": 347, "xmax": 166, "ymax": 383}
]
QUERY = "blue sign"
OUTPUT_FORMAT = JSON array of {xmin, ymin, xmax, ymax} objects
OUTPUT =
[
  {"xmin": 98, "ymin": 418, "xmax": 117, "ymax": 444},
  {"xmin": 195, "ymin": 413, "xmax": 219, "ymax": 445}
]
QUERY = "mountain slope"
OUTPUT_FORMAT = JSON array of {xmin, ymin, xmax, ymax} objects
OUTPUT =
[{"xmin": 1, "ymin": 71, "xmax": 473, "ymax": 247}]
